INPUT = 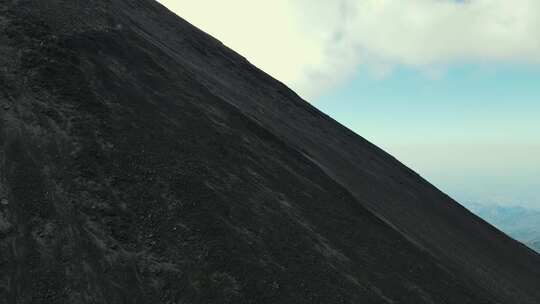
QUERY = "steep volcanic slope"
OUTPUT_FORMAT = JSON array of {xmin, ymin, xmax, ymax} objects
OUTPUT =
[
  {"xmin": 467, "ymin": 203, "xmax": 540, "ymax": 253},
  {"xmin": 0, "ymin": 1, "xmax": 539, "ymax": 303}
]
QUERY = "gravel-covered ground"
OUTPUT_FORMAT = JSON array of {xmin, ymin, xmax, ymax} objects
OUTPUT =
[{"xmin": 1, "ymin": 1, "xmax": 539, "ymax": 303}]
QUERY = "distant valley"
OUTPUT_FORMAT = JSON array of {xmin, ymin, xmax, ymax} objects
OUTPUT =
[{"xmin": 466, "ymin": 203, "xmax": 540, "ymax": 253}]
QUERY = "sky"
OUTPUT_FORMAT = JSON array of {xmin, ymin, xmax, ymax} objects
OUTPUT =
[{"xmin": 157, "ymin": 0, "xmax": 540, "ymax": 209}]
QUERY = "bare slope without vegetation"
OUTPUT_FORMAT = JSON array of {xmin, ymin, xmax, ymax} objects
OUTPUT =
[
  {"xmin": 1, "ymin": 1, "xmax": 539, "ymax": 303},
  {"xmin": 467, "ymin": 203, "xmax": 540, "ymax": 253}
]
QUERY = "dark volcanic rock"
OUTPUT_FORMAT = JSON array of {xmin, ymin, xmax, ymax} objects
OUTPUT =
[{"xmin": 0, "ymin": 1, "xmax": 539, "ymax": 303}]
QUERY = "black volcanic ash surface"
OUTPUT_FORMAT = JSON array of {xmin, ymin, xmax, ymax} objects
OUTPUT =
[{"xmin": 0, "ymin": 1, "xmax": 539, "ymax": 303}]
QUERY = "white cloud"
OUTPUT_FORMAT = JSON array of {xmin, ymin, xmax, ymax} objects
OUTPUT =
[{"xmin": 158, "ymin": 0, "xmax": 540, "ymax": 99}]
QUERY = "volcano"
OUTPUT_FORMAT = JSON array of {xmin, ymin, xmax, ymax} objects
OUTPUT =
[{"xmin": 1, "ymin": 1, "xmax": 539, "ymax": 303}]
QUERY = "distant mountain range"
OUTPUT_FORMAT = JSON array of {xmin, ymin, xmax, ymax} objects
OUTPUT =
[
  {"xmin": 530, "ymin": 239, "xmax": 540, "ymax": 252},
  {"xmin": 466, "ymin": 203, "xmax": 540, "ymax": 253}
]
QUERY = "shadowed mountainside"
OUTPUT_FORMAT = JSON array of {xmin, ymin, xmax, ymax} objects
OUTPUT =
[{"xmin": 1, "ymin": 1, "xmax": 539, "ymax": 303}]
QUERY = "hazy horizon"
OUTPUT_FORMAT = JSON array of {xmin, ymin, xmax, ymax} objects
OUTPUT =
[{"xmin": 158, "ymin": 0, "xmax": 540, "ymax": 210}]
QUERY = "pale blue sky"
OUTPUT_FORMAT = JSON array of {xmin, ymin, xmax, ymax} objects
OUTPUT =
[
  {"xmin": 315, "ymin": 64, "xmax": 540, "ymax": 209},
  {"xmin": 159, "ymin": 0, "xmax": 540, "ymax": 209}
]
